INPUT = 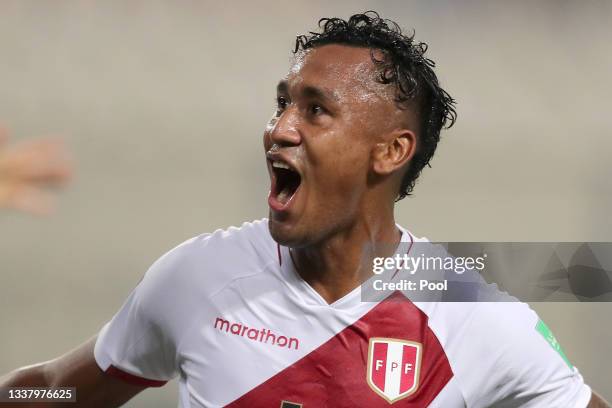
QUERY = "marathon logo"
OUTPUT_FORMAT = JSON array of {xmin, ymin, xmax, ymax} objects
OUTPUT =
[{"xmin": 214, "ymin": 317, "xmax": 299, "ymax": 350}]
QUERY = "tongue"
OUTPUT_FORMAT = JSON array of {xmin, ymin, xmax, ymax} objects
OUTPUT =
[{"xmin": 277, "ymin": 187, "xmax": 292, "ymax": 204}]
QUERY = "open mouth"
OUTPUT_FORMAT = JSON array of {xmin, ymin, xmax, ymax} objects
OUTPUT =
[{"xmin": 270, "ymin": 161, "xmax": 302, "ymax": 208}]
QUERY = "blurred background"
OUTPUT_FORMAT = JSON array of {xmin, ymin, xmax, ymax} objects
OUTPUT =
[{"xmin": 1, "ymin": 0, "xmax": 610, "ymax": 405}]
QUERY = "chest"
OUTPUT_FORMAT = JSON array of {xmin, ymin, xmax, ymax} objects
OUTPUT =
[{"xmin": 177, "ymin": 290, "xmax": 463, "ymax": 407}]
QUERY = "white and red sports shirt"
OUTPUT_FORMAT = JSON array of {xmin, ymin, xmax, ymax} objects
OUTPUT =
[{"xmin": 94, "ymin": 219, "xmax": 591, "ymax": 407}]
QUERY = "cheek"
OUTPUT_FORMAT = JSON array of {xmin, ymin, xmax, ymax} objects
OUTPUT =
[{"xmin": 312, "ymin": 137, "xmax": 370, "ymax": 191}]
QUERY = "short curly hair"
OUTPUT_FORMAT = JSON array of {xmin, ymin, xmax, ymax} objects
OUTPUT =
[{"xmin": 295, "ymin": 11, "xmax": 457, "ymax": 199}]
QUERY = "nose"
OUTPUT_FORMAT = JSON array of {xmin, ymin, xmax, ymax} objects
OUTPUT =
[{"xmin": 267, "ymin": 107, "xmax": 302, "ymax": 148}]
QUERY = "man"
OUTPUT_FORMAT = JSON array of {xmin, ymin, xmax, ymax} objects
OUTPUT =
[{"xmin": 1, "ymin": 11, "xmax": 608, "ymax": 408}]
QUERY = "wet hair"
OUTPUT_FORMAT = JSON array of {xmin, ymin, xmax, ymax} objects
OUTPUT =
[{"xmin": 295, "ymin": 11, "xmax": 457, "ymax": 199}]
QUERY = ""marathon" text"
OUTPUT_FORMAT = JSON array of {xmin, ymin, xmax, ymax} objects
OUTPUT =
[{"xmin": 214, "ymin": 317, "xmax": 300, "ymax": 350}]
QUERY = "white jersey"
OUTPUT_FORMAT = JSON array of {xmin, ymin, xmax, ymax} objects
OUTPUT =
[{"xmin": 94, "ymin": 219, "xmax": 591, "ymax": 407}]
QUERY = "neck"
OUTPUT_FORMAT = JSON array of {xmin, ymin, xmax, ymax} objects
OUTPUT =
[{"xmin": 290, "ymin": 209, "xmax": 401, "ymax": 304}]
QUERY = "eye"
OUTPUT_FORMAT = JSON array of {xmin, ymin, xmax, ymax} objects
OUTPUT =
[
  {"xmin": 308, "ymin": 104, "xmax": 326, "ymax": 116},
  {"xmin": 275, "ymin": 96, "xmax": 289, "ymax": 115}
]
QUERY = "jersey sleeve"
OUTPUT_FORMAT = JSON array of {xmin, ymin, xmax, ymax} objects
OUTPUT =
[
  {"xmin": 451, "ymin": 302, "xmax": 592, "ymax": 408},
  {"xmin": 94, "ymin": 237, "xmax": 203, "ymax": 386}
]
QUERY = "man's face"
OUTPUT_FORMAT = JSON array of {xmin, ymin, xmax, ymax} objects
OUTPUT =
[{"xmin": 264, "ymin": 44, "xmax": 398, "ymax": 247}]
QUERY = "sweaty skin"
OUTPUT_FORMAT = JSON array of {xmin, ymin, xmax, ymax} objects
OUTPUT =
[{"xmin": 264, "ymin": 44, "xmax": 418, "ymax": 304}]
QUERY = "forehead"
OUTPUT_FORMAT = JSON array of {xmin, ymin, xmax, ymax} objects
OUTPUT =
[
  {"xmin": 285, "ymin": 44, "xmax": 390, "ymax": 101},
  {"xmin": 292, "ymin": 44, "xmax": 374, "ymax": 75}
]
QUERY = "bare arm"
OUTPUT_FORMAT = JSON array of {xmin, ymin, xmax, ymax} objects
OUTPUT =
[
  {"xmin": 589, "ymin": 391, "xmax": 612, "ymax": 408},
  {"xmin": 0, "ymin": 337, "xmax": 146, "ymax": 408}
]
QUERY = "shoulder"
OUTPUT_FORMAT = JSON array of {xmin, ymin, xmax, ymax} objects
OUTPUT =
[
  {"xmin": 423, "ymin": 301, "xmax": 589, "ymax": 407},
  {"xmin": 417, "ymin": 300, "xmax": 537, "ymax": 359},
  {"xmin": 132, "ymin": 218, "xmax": 277, "ymax": 322},
  {"xmin": 162, "ymin": 217, "xmax": 273, "ymax": 262},
  {"xmin": 145, "ymin": 218, "xmax": 274, "ymax": 284}
]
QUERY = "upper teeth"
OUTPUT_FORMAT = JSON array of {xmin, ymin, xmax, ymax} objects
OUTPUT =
[{"xmin": 272, "ymin": 161, "xmax": 290, "ymax": 170}]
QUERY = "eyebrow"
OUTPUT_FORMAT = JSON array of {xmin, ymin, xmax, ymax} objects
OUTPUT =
[{"xmin": 276, "ymin": 80, "xmax": 340, "ymax": 103}]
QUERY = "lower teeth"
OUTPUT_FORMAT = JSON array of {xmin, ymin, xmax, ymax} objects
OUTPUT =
[{"xmin": 277, "ymin": 188, "xmax": 291, "ymax": 204}]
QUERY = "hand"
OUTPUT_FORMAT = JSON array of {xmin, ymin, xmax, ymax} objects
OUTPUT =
[{"xmin": 0, "ymin": 127, "xmax": 73, "ymax": 215}]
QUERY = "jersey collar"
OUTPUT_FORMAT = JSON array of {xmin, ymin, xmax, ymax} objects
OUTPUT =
[{"xmin": 275, "ymin": 226, "xmax": 414, "ymax": 309}]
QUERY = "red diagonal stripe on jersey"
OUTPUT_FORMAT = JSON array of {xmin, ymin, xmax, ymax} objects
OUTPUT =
[{"xmin": 225, "ymin": 291, "xmax": 453, "ymax": 407}]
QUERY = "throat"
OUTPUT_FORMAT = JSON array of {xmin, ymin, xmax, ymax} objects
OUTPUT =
[
  {"xmin": 290, "ymin": 248, "xmax": 363, "ymax": 305},
  {"xmin": 287, "ymin": 223, "xmax": 402, "ymax": 305}
]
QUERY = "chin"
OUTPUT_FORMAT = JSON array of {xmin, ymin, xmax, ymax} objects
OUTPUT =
[
  {"xmin": 268, "ymin": 215, "xmax": 309, "ymax": 248},
  {"xmin": 268, "ymin": 217, "xmax": 296, "ymax": 246}
]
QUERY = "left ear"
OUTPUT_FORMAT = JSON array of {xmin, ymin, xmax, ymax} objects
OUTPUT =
[{"xmin": 371, "ymin": 128, "xmax": 417, "ymax": 175}]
